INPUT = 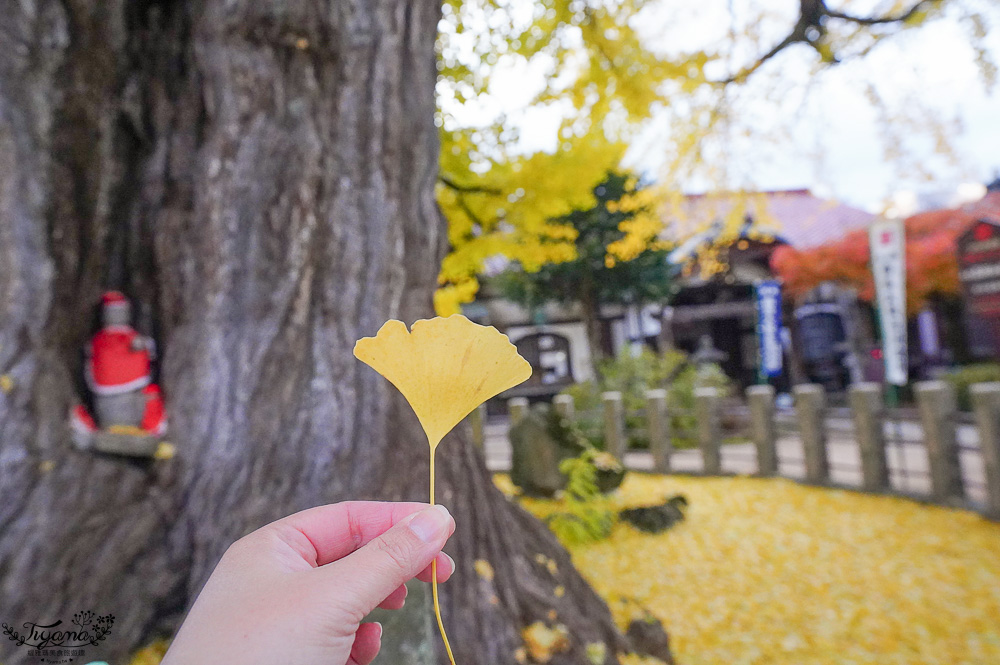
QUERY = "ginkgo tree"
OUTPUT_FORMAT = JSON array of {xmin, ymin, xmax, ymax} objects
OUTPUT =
[
  {"xmin": 492, "ymin": 172, "xmax": 673, "ymax": 360},
  {"xmin": 0, "ymin": 1, "xmax": 996, "ymax": 663},
  {"xmin": 434, "ymin": 0, "xmax": 999, "ymax": 315}
]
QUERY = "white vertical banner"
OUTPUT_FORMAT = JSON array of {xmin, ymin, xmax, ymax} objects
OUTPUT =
[{"xmin": 870, "ymin": 219, "xmax": 908, "ymax": 386}]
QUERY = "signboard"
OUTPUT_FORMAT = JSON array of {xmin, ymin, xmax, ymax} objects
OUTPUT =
[
  {"xmin": 957, "ymin": 219, "xmax": 1000, "ymax": 318},
  {"xmin": 755, "ymin": 280, "xmax": 783, "ymax": 377},
  {"xmin": 870, "ymin": 220, "xmax": 908, "ymax": 386}
]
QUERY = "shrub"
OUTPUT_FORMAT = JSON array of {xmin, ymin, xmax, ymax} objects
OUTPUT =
[
  {"xmin": 944, "ymin": 363, "xmax": 1000, "ymax": 411},
  {"xmin": 545, "ymin": 450, "xmax": 617, "ymax": 545},
  {"xmin": 560, "ymin": 347, "xmax": 731, "ymax": 449}
]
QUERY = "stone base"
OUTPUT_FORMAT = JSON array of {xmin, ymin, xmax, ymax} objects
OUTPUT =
[
  {"xmin": 367, "ymin": 579, "xmax": 436, "ymax": 664},
  {"xmin": 93, "ymin": 430, "xmax": 162, "ymax": 458}
]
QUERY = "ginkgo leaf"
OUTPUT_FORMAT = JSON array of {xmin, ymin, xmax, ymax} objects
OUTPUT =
[
  {"xmin": 354, "ymin": 315, "xmax": 531, "ymax": 448},
  {"xmin": 355, "ymin": 315, "xmax": 531, "ymax": 665},
  {"xmin": 507, "ymin": 473, "xmax": 1000, "ymax": 665}
]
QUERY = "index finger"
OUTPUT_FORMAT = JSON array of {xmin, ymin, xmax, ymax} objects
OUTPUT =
[{"xmin": 267, "ymin": 501, "xmax": 434, "ymax": 567}]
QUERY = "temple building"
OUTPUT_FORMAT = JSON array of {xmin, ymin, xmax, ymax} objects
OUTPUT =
[
  {"xmin": 468, "ymin": 189, "xmax": 876, "ymax": 396},
  {"xmin": 658, "ymin": 190, "xmax": 875, "ymax": 391}
]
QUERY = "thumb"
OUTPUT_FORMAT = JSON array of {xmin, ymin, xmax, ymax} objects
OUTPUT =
[{"xmin": 325, "ymin": 505, "xmax": 455, "ymax": 619}]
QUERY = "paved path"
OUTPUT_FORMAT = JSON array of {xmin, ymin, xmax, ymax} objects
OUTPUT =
[{"xmin": 484, "ymin": 417, "xmax": 988, "ymax": 506}]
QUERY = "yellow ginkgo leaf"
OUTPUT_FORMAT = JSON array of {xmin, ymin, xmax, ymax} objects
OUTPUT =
[
  {"xmin": 521, "ymin": 622, "xmax": 570, "ymax": 664},
  {"xmin": 353, "ymin": 315, "xmax": 531, "ymax": 448},
  {"xmin": 354, "ymin": 314, "xmax": 531, "ymax": 665},
  {"xmin": 474, "ymin": 558, "xmax": 495, "ymax": 581}
]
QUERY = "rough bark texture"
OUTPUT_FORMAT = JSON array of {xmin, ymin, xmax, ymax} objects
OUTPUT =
[{"xmin": 0, "ymin": 2, "xmax": 632, "ymax": 664}]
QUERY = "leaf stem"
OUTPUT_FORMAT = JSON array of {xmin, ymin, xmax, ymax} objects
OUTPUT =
[{"xmin": 429, "ymin": 446, "xmax": 458, "ymax": 665}]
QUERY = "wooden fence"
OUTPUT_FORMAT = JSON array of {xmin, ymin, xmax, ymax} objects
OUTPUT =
[{"xmin": 476, "ymin": 380, "xmax": 1000, "ymax": 520}]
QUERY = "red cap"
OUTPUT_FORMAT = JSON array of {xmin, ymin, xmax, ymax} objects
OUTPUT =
[{"xmin": 102, "ymin": 291, "xmax": 129, "ymax": 307}]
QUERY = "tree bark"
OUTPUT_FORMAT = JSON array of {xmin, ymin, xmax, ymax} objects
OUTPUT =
[
  {"xmin": 0, "ymin": 2, "xmax": 633, "ymax": 664},
  {"xmin": 581, "ymin": 281, "xmax": 608, "ymax": 363}
]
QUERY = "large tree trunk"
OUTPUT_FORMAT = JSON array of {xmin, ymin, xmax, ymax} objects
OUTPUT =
[{"xmin": 0, "ymin": 2, "xmax": 633, "ymax": 664}]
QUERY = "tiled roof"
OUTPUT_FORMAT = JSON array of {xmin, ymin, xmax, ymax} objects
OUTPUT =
[
  {"xmin": 967, "ymin": 190, "xmax": 1000, "ymax": 219},
  {"xmin": 665, "ymin": 189, "xmax": 876, "ymax": 250}
]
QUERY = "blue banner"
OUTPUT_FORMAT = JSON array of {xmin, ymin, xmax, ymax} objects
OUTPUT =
[{"xmin": 756, "ymin": 280, "xmax": 783, "ymax": 377}]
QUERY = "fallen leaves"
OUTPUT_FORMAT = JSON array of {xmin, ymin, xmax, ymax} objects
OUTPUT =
[
  {"xmin": 502, "ymin": 474, "xmax": 1000, "ymax": 665},
  {"xmin": 522, "ymin": 622, "xmax": 570, "ymax": 663},
  {"xmin": 474, "ymin": 558, "xmax": 495, "ymax": 581},
  {"xmin": 128, "ymin": 639, "xmax": 169, "ymax": 665}
]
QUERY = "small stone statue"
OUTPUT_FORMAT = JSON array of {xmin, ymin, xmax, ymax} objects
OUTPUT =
[
  {"xmin": 691, "ymin": 334, "xmax": 727, "ymax": 367},
  {"xmin": 70, "ymin": 291, "xmax": 168, "ymax": 455}
]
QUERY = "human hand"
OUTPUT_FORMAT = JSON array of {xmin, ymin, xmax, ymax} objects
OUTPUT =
[{"xmin": 161, "ymin": 501, "xmax": 456, "ymax": 665}]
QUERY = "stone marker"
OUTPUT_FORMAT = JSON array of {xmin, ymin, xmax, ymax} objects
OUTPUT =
[
  {"xmin": 695, "ymin": 387, "xmax": 721, "ymax": 474},
  {"xmin": 369, "ymin": 580, "xmax": 435, "ymax": 665},
  {"xmin": 509, "ymin": 397, "xmax": 529, "ymax": 425},
  {"xmin": 915, "ymin": 380, "xmax": 964, "ymax": 503},
  {"xmin": 970, "ymin": 382, "xmax": 1000, "ymax": 518},
  {"xmin": 468, "ymin": 403, "xmax": 486, "ymax": 450},
  {"xmin": 553, "ymin": 393, "xmax": 575, "ymax": 419},
  {"xmin": 646, "ymin": 388, "xmax": 672, "ymax": 473},
  {"xmin": 849, "ymin": 382, "xmax": 890, "ymax": 492},
  {"xmin": 794, "ymin": 384, "xmax": 829, "ymax": 484},
  {"xmin": 509, "ymin": 405, "xmax": 583, "ymax": 497},
  {"xmin": 746, "ymin": 385, "xmax": 777, "ymax": 476},
  {"xmin": 602, "ymin": 391, "xmax": 626, "ymax": 459}
]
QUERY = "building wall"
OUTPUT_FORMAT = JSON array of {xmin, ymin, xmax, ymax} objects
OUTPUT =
[{"xmin": 506, "ymin": 322, "xmax": 595, "ymax": 383}]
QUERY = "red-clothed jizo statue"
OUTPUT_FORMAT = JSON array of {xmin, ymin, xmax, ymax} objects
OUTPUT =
[{"xmin": 71, "ymin": 291, "xmax": 167, "ymax": 448}]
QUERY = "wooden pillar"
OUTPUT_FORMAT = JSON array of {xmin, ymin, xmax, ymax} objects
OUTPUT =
[
  {"xmin": 695, "ymin": 387, "xmax": 721, "ymax": 474},
  {"xmin": 970, "ymin": 382, "xmax": 1000, "ymax": 518},
  {"xmin": 794, "ymin": 384, "xmax": 829, "ymax": 484},
  {"xmin": 509, "ymin": 397, "xmax": 529, "ymax": 426},
  {"xmin": 849, "ymin": 382, "xmax": 889, "ymax": 492},
  {"xmin": 602, "ymin": 391, "xmax": 626, "ymax": 459},
  {"xmin": 646, "ymin": 388, "xmax": 671, "ymax": 473},
  {"xmin": 746, "ymin": 385, "xmax": 777, "ymax": 476},
  {"xmin": 468, "ymin": 404, "xmax": 486, "ymax": 450},
  {"xmin": 553, "ymin": 393, "xmax": 575, "ymax": 420},
  {"xmin": 915, "ymin": 380, "xmax": 964, "ymax": 503}
]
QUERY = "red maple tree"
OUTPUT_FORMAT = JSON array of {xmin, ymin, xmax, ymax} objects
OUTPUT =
[{"xmin": 771, "ymin": 193, "xmax": 1000, "ymax": 315}]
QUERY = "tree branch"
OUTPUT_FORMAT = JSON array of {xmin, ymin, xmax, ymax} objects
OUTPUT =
[
  {"xmin": 714, "ymin": 0, "xmax": 945, "ymax": 85},
  {"xmin": 827, "ymin": 0, "xmax": 940, "ymax": 25},
  {"xmin": 438, "ymin": 174, "xmax": 502, "ymax": 195},
  {"xmin": 718, "ymin": 31, "xmax": 805, "ymax": 85}
]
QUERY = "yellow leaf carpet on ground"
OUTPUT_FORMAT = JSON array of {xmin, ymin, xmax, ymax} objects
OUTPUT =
[{"xmin": 495, "ymin": 474, "xmax": 1000, "ymax": 665}]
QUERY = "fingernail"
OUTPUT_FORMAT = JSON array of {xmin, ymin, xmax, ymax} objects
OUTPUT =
[
  {"xmin": 445, "ymin": 553, "xmax": 457, "ymax": 574},
  {"xmin": 434, "ymin": 504, "xmax": 452, "ymax": 525},
  {"xmin": 374, "ymin": 622, "xmax": 383, "ymax": 639},
  {"xmin": 408, "ymin": 506, "xmax": 451, "ymax": 543}
]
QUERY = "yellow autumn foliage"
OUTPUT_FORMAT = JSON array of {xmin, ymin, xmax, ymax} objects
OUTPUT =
[
  {"xmin": 434, "ymin": 0, "xmax": 715, "ymax": 314},
  {"xmin": 474, "ymin": 558, "xmax": 496, "ymax": 581},
  {"xmin": 499, "ymin": 474, "xmax": 1000, "ymax": 665},
  {"xmin": 433, "ymin": 0, "xmax": 986, "ymax": 314},
  {"xmin": 522, "ymin": 621, "xmax": 571, "ymax": 664},
  {"xmin": 128, "ymin": 639, "xmax": 169, "ymax": 665},
  {"xmin": 356, "ymin": 315, "xmax": 531, "ymax": 665},
  {"xmin": 354, "ymin": 316, "xmax": 531, "ymax": 448}
]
